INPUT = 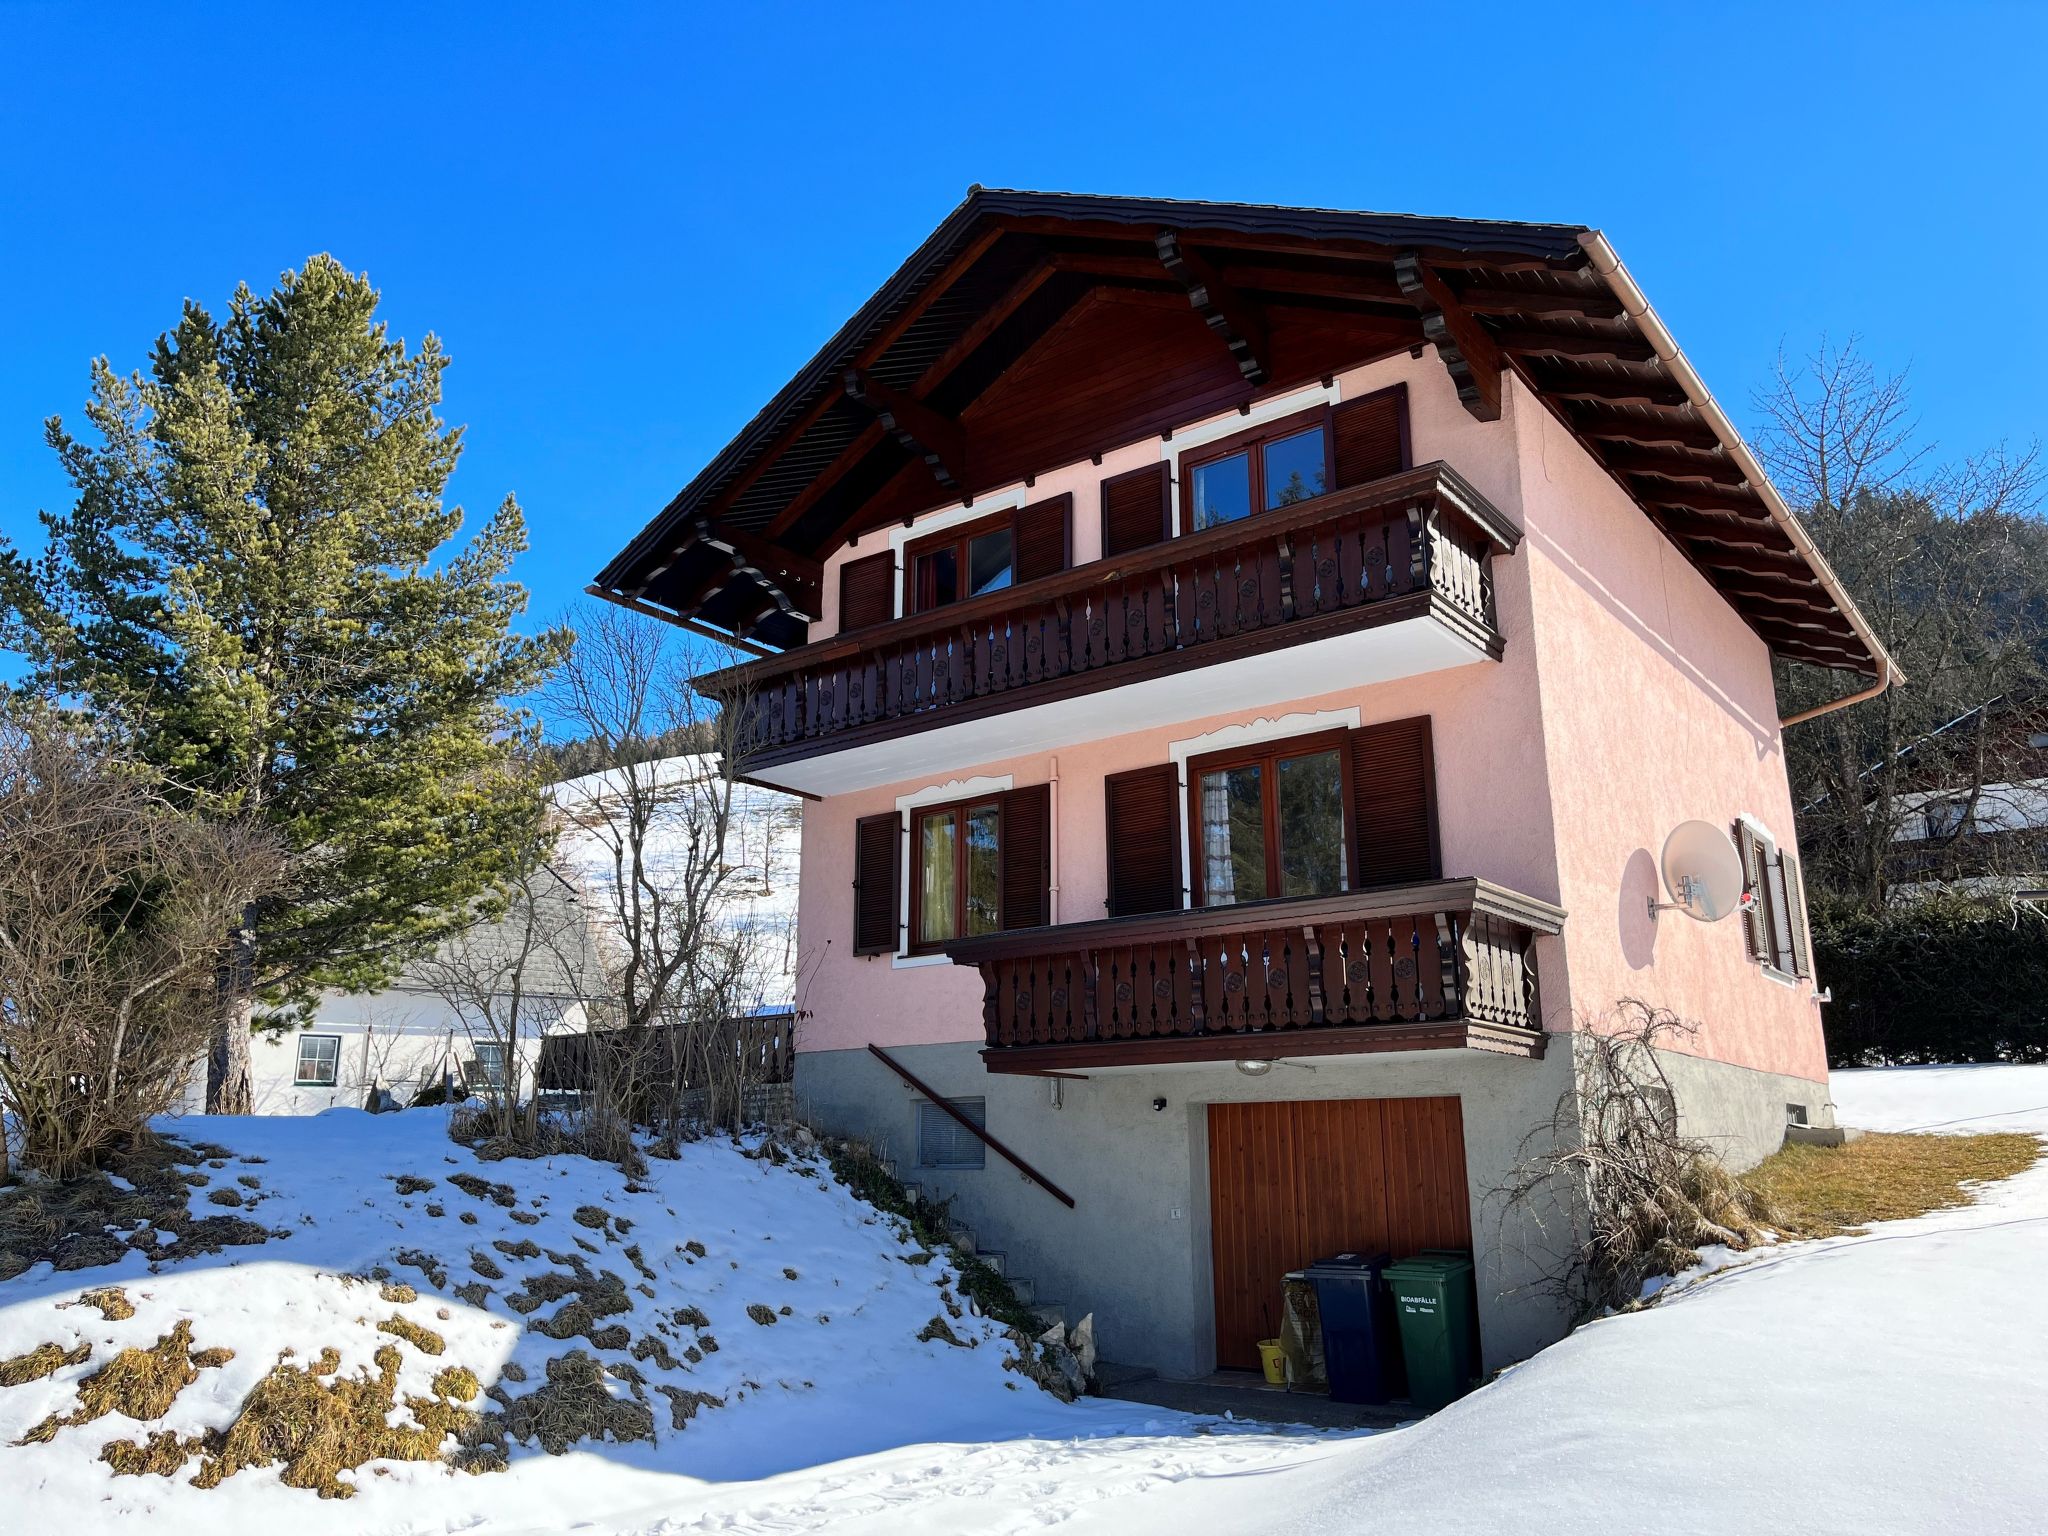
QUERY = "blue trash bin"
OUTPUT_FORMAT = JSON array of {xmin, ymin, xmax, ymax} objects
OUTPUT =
[{"xmin": 1304, "ymin": 1251, "xmax": 1400, "ymax": 1404}]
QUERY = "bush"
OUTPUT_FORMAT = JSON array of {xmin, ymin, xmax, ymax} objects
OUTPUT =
[{"xmin": 1814, "ymin": 893, "xmax": 2048, "ymax": 1065}]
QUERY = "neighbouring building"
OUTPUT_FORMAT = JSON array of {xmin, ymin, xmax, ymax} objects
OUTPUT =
[
  {"xmin": 193, "ymin": 756, "xmax": 801, "ymax": 1116},
  {"xmin": 593, "ymin": 191, "xmax": 1894, "ymax": 1378}
]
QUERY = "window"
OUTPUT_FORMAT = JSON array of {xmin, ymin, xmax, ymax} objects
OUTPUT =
[
  {"xmin": 905, "ymin": 512, "xmax": 1016, "ymax": 615},
  {"xmin": 1923, "ymin": 797, "xmax": 1971, "ymax": 840},
  {"xmin": 912, "ymin": 798, "xmax": 1003, "ymax": 949},
  {"xmin": 469, "ymin": 1043, "xmax": 508, "ymax": 1093},
  {"xmin": 1182, "ymin": 410, "xmax": 1331, "ymax": 533},
  {"xmin": 1189, "ymin": 732, "xmax": 1348, "ymax": 906},
  {"xmin": 295, "ymin": 1034, "xmax": 341, "ymax": 1087},
  {"xmin": 917, "ymin": 1096, "xmax": 986, "ymax": 1169},
  {"xmin": 1737, "ymin": 821, "xmax": 1812, "ymax": 979}
]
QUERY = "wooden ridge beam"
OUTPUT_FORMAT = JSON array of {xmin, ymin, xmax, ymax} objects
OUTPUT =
[
  {"xmin": 1397, "ymin": 252, "xmax": 1503, "ymax": 421},
  {"xmin": 843, "ymin": 366, "xmax": 969, "ymax": 493},
  {"xmin": 1155, "ymin": 230, "xmax": 1269, "ymax": 385}
]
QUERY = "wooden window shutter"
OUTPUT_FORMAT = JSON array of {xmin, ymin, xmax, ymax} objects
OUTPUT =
[
  {"xmin": 1735, "ymin": 821, "xmax": 1769, "ymax": 962},
  {"xmin": 852, "ymin": 811, "xmax": 902, "ymax": 955},
  {"xmin": 999, "ymin": 783, "xmax": 1052, "ymax": 930},
  {"xmin": 1330, "ymin": 385, "xmax": 1409, "ymax": 489},
  {"xmin": 1101, "ymin": 463, "xmax": 1171, "ymax": 558},
  {"xmin": 1104, "ymin": 763, "xmax": 1184, "ymax": 916},
  {"xmin": 1347, "ymin": 716, "xmax": 1440, "ymax": 888},
  {"xmin": 1012, "ymin": 495, "xmax": 1071, "ymax": 584},
  {"xmin": 1781, "ymin": 850, "xmax": 1812, "ymax": 979},
  {"xmin": 838, "ymin": 551, "xmax": 895, "ymax": 632}
]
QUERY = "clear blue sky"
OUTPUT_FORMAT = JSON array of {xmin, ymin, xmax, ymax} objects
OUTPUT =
[{"xmin": 4, "ymin": 2, "xmax": 2043, "ymax": 657}]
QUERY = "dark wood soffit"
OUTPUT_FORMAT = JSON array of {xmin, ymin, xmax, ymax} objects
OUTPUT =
[{"xmin": 979, "ymin": 1020, "xmax": 1548, "ymax": 1072}]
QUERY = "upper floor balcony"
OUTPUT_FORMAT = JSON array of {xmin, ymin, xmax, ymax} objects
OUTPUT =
[{"xmin": 698, "ymin": 461, "xmax": 1519, "ymax": 795}]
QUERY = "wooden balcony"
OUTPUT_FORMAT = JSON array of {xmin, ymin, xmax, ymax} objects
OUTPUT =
[
  {"xmin": 944, "ymin": 878, "xmax": 1564, "ymax": 1073},
  {"xmin": 697, "ymin": 462, "xmax": 1519, "ymax": 794}
]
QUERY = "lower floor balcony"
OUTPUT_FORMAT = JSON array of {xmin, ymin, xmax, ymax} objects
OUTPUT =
[{"xmin": 945, "ymin": 878, "xmax": 1564, "ymax": 1073}]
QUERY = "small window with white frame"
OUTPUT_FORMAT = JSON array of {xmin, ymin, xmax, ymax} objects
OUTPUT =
[
  {"xmin": 469, "ymin": 1042, "xmax": 509, "ymax": 1093},
  {"xmin": 916, "ymin": 1096, "xmax": 986, "ymax": 1170},
  {"xmin": 294, "ymin": 1033, "xmax": 342, "ymax": 1087},
  {"xmin": 1734, "ymin": 819, "xmax": 1812, "ymax": 981}
]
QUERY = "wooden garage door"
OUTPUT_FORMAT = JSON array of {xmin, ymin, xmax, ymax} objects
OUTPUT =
[{"xmin": 1206, "ymin": 1097, "xmax": 1471, "ymax": 1370}]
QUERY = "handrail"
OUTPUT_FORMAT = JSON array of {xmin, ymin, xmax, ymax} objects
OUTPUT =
[
  {"xmin": 866, "ymin": 1044, "xmax": 1076, "ymax": 1209},
  {"xmin": 945, "ymin": 877, "xmax": 1565, "ymax": 964},
  {"xmin": 696, "ymin": 460, "xmax": 1518, "ymax": 694}
]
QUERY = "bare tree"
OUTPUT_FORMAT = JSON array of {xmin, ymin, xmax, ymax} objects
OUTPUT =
[
  {"xmin": 1759, "ymin": 339, "xmax": 2048, "ymax": 907},
  {"xmin": 0, "ymin": 710, "xmax": 282, "ymax": 1179},
  {"xmin": 545, "ymin": 601, "xmax": 788, "ymax": 1136}
]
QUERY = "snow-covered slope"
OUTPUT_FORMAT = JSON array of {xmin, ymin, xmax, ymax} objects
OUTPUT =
[
  {"xmin": 11, "ymin": 1068, "xmax": 2042, "ymax": 1533},
  {"xmin": 0, "ymin": 1109, "xmax": 1149, "ymax": 1531}
]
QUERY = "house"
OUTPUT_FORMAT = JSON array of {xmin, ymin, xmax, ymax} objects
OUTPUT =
[
  {"xmin": 1866, "ymin": 696, "xmax": 2048, "ymax": 898},
  {"xmin": 592, "ymin": 190, "xmax": 1894, "ymax": 1379},
  {"xmin": 202, "ymin": 756, "xmax": 802, "ymax": 1115}
]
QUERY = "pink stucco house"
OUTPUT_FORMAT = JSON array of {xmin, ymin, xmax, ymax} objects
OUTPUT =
[{"xmin": 595, "ymin": 191, "xmax": 1892, "ymax": 1380}]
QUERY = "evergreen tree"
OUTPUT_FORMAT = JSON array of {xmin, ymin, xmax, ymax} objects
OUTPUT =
[{"xmin": 1, "ymin": 256, "xmax": 571, "ymax": 1111}]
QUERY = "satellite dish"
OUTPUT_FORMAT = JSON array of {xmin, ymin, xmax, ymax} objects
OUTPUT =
[{"xmin": 1651, "ymin": 820, "xmax": 1745, "ymax": 922}]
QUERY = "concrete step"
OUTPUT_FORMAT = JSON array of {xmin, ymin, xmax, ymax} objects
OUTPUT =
[
  {"xmin": 1030, "ymin": 1300, "xmax": 1068, "ymax": 1331},
  {"xmin": 1093, "ymin": 1360, "xmax": 1158, "ymax": 1391},
  {"xmin": 948, "ymin": 1224, "xmax": 975, "ymax": 1252},
  {"xmin": 1008, "ymin": 1275, "xmax": 1036, "ymax": 1306},
  {"xmin": 975, "ymin": 1249, "xmax": 1006, "ymax": 1276}
]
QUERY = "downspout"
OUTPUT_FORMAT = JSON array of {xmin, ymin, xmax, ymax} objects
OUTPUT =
[{"xmin": 1576, "ymin": 232, "xmax": 1898, "ymax": 729}]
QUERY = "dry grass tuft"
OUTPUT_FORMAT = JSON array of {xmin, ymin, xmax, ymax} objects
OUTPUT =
[
  {"xmin": 16, "ymin": 1319, "xmax": 229, "ymax": 1444},
  {"xmin": 1744, "ymin": 1132, "xmax": 2042, "ymax": 1238},
  {"xmin": 916, "ymin": 1315, "xmax": 968, "ymax": 1347},
  {"xmin": 188, "ymin": 1343, "xmax": 493, "ymax": 1497},
  {"xmin": 206, "ymin": 1187, "xmax": 244, "ymax": 1208},
  {"xmin": 572, "ymin": 1205, "xmax": 611, "ymax": 1231},
  {"xmin": 76, "ymin": 1286, "xmax": 135, "ymax": 1321},
  {"xmin": 101, "ymin": 1428, "xmax": 216, "ymax": 1477},
  {"xmin": 631, "ymin": 1334, "xmax": 680, "ymax": 1370},
  {"xmin": 447, "ymin": 1173, "xmax": 516, "ymax": 1208},
  {"xmin": 379, "ymin": 1282, "xmax": 419, "ymax": 1305},
  {"xmin": 469, "ymin": 1250, "xmax": 505, "ymax": 1281},
  {"xmin": 376, "ymin": 1315, "xmax": 447, "ymax": 1356},
  {"xmin": 453, "ymin": 1281, "xmax": 493, "ymax": 1310},
  {"xmin": 494, "ymin": 1237, "xmax": 541, "ymax": 1261},
  {"xmin": 655, "ymin": 1385, "xmax": 723, "ymax": 1430},
  {"xmin": 395, "ymin": 1248, "xmax": 448, "ymax": 1290},
  {"xmin": 493, "ymin": 1350, "xmax": 653, "ymax": 1454},
  {"xmin": 745, "ymin": 1303, "xmax": 777, "ymax": 1327},
  {"xmin": 391, "ymin": 1175, "xmax": 436, "ymax": 1195},
  {"xmin": 0, "ymin": 1339, "xmax": 91, "ymax": 1387}
]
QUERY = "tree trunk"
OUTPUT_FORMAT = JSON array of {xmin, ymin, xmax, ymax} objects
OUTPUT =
[{"xmin": 206, "ymin": 913, "xmax": 257, "ymax": 1115}]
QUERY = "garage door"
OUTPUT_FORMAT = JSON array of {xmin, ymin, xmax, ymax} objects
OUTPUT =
[{"xmin": 1206, "ymin": 1097, "xmax": 1472, "ymax": 1370}]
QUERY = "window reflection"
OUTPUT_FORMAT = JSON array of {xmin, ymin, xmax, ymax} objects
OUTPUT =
[
  {"xmin": 1199, "ymin": 763, "xmax": 1267, "ymax": 905},
  {"xmin": 1264, "ymin": 427, "xmax": 1327, "ymax": 508},
  {"xmin": 1277, "ymin": 749, "xmax": 1344, "ymax": 896},
  {"xmin": 1190, "ymin": 451, "xmax": 1252, "ymax": 531}
]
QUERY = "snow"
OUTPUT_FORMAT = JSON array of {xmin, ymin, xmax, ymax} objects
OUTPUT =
[{"xmin": 7, "ymin": 1065, "xmax": 2045, "ymax": 1532}]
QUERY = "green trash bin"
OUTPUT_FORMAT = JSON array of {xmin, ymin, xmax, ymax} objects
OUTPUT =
[{"xmin": 1382, "ymin": 1251, "xmax": 1479, "ymax": 1411}]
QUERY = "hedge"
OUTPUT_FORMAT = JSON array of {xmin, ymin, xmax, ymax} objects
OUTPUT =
[{"xmin": 1814, "ymin": 893, "xmax": 2048, "ymax": 1066}]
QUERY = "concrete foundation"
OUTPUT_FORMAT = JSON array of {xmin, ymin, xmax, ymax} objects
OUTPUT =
[{"xmin": 797, "ymin": 1037, "xmax": 1826, "ymax": 1379}]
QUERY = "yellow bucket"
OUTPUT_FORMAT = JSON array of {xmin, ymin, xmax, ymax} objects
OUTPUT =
[{"xmin": 1256, "ymin": 1338, "xmax": 1287, "ymax": 1386}]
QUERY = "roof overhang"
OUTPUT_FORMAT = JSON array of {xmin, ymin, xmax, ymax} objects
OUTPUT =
[{"xmin": 594, "ymin": 188, "xmax": 1894, "ymax": 693}]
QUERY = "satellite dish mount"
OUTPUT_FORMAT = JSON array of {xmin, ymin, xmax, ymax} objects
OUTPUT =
[{"xmin": 1648, "ymin": 820, "xmax": 1747, "ymax": 924}]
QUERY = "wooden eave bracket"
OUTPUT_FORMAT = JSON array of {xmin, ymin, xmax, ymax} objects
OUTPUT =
[
  {"xmin": 1396, "ymin": 252, "xmax": 1504, "ymax": 421},
  {"xmin": 1155, "ymin": 229, "xmax": 1268, "ymax": 385},
  {"xmin": 843, "ymin": 366, "xmax": 968, "ymax": 493}
]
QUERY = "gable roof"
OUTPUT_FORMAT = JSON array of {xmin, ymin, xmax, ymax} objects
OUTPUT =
[{"xmin": 593, "ymin": 188, "xmax": 1889, "ymax": 681}]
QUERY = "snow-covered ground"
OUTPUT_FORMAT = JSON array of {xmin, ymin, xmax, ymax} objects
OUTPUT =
[{"xmin": 7, "ymin": 1066, "xmax": 2044, "ymax": 1532}]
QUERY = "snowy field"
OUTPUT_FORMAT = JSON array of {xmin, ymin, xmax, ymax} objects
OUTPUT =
[{"xmin": 4, "ymin": 1066, "xmax": 2044, "ymax": 1533}]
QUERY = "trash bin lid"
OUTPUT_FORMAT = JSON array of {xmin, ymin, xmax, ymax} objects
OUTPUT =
[{"xmin": 1304, "ymin": 1251, "xmax": 1390, "ymax": 1279}]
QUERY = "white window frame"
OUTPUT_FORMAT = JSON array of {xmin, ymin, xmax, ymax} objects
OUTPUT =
[
  {"xmin": 470, "ymin": 1042, "xmax": 509, "ymax": 1092},
  {"xmin": 294, "ymin": 1033, "xmax": 342, "ymax": 1087}
]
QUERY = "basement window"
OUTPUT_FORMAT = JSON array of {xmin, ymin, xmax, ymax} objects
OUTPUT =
[
  {"xmin": 295, "ymin": 1034, "xmax": 341, "ymax": 1087},
  {"xmin": 917, "ymin": 1097, "xmax": 987, "ymax": 1170}
]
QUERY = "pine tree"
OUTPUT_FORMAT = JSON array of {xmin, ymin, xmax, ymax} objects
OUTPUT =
[{"xmin": 1, "ymin": 255, "xmax": 571, "ymax": 1111}]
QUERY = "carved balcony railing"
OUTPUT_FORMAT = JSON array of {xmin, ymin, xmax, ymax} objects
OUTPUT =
[
  {"xmin": 944, "ymin": 878, "xmax": 1565, "ymax": 1072},
  {"xmin": 697, "ymin": 462, "xmax": 1519, "ymax": 769}
]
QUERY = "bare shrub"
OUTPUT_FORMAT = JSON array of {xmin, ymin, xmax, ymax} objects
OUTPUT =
[
  {"xmin": 0, "ymin": 712, "xmax": 282, "ymax": 1179},
  {"xmin": 1496, "ymin": 1000, "xmax": 1774, "ymax": 1322}
]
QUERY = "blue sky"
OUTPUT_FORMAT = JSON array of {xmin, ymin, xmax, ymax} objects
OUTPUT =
[{"xmin": 3, "ymin": 1, "xmax": 2043, "ymax": 658}]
